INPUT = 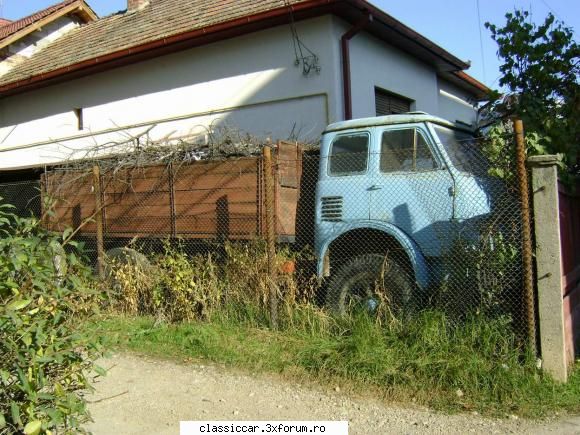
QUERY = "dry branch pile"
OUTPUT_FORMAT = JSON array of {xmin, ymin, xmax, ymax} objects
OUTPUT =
[{"xmin": 57, "ymin": 124, "xmax": 280, "ymax": 174}]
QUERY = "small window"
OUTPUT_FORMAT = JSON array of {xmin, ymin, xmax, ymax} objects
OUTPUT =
[
  {"xmin": 380, "ymin": 128, "xmax": 437, "ymax": 173},
  {"xmin": 433, "ymin": 125, "xmax": 484, "ymax": 175},
  {"xmin": 74, "ymin": 108, "xmax": 83, "ymax": 130},
  {"xmin": 375, "ymin": 88, "xmax": 412, "ymax": 116},
  {"xmin": 329, "ymin": 133, "xmax": 369, "ymax": 175}
]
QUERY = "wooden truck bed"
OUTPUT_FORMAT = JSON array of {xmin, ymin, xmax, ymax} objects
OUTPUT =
[{"xmin": 41, "ymin": 142, "xmax": 304, "ymax": 242}]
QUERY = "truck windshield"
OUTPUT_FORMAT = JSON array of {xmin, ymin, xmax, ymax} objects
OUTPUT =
[{"xmin": 433, "ymin": 125, "xmax": 487, "ymax": 176}]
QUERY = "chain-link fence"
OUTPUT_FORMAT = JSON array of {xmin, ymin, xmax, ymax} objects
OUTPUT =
[
  {"xmin": 0, "ymin": 125, "xmax": 534, "ymax": 341},
  {"xmin": 0, "ymin": 180, "xmax": 41, "ymax": 219}
]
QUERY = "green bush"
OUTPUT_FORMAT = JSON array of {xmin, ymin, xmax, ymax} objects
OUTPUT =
[
  {"xmin": 106, "ymin": 240, "xmax": 313, "ymax": 326},
  {"xmin": 0, "ymin": 201, "xmax": 104, "ymax": 434}
]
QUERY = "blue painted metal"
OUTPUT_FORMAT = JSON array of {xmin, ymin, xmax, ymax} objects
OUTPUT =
[
  {"xmin": 324, "ymin": 112, "xmax": 472, "ymax": 134},
  {"xmin": 315, "ymin": 220, "xmax": 431, "ymax": 289},
  {"xmin": 315, "ymin": 115, "xmax": 492, "ymax": 287}
]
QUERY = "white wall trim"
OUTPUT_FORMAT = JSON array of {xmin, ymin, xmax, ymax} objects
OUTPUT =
[{"xmin": 0, "ymin": 92, "xmax": 329, "ymax": 154}]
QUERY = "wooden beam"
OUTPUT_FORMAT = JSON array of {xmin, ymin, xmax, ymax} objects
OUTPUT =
[{"xmin": 0, "ymin": 2, "xmax": 97, "ymax": 51}]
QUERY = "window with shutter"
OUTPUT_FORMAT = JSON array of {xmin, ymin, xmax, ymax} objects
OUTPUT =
[{"xmin": 375, "ymin": 88, "xmax": 412, "ymax": 116}]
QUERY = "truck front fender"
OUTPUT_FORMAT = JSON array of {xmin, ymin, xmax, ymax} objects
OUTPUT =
[{"xmin": 316, "ymin": 221, "xmax": 430, "ymax": 289}]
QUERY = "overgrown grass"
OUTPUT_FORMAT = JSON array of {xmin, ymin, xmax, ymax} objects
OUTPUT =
[
  {"xmin": 89, "ymin": 309, "xmax": 580, "ymax": 419},
  {"xmin": 96, "ymin": 241, "xmax": 580, "ymax": 418}
]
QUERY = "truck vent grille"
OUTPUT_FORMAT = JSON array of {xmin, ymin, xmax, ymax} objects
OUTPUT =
[{"xmin": 321, "ymin": 196, "xmax": 343, "ymax": 222}]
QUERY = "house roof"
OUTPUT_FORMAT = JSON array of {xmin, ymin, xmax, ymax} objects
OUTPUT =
[
  {"xmin": 0, "ymin": 0, "xmax": 97, "ymax": 49},
  {"xmin": 0, "ymin": 0, "xmax": 488, "ymax": 98},
  {"xmin": 0, "ymin": 19, "xmax": 12, "ymax": 27}
]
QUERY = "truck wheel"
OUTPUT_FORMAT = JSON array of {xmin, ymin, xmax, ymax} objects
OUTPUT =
[
  {"xmin": 326, "ymin": 253, "xmax": 413, "ymax": 317},
  {"xmin": 104, "ymin": 247, "xmax": 152, "ymax": 276}
]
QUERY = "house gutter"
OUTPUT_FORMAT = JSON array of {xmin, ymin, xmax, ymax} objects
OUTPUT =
[
  {"xmin": 341, "ymin": 13, "xmax": 372, "ymax": 120},
  {"xmin": 452, "ymin": 71, "xmax": 490, "ymax": 96},
  {"xmin": 0, "ymin": 0, "xmax": 336, "ymax": 96},
  {"xmin": 0, "ymin": 0, "xmax": 475, "ymax": 98}
]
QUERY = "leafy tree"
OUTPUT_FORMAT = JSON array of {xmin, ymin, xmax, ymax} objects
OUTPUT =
[{"xmin": 485, "ymin": 10, "xmax": 579, "ymax": 173}]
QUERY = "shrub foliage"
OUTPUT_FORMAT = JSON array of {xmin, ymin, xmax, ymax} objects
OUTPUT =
[
  {"xmin": 0, "ymin": 201, "xmax": 104, "ymax": 434},
  {"xmin": 107, "ymin": 241, "xmax": 313, "ymax": 325}
]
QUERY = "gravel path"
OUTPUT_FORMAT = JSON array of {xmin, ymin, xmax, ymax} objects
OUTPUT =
[{"xmin": 86, "ymin": 353, "xmax": 579, "ymax": 435}]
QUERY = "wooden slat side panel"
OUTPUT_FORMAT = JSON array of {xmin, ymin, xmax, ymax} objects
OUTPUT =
[
  {"xmin": 106, "ymin": 204, "xmax": 173, "ymax": 219},
  {"xmin": 276, "ymin": 141, "xmax": 301, "ymax": 188},
  {"xmin": 173, "ymin": 159, "xmax": 258, "ymax": 191},
  {"xmin": 175, "ymin": 202, "xmax": 257, "ymax": 216},
  {"xmin": 102, "ymin": 165, "xmax": 170, "ymax": 193},
  {"xmin": 175, "ymin": 216, "xmax": 260, "ymax": 238},
  {"xmin": 105, "ymin": 217, "xmax": 174, "ymax": 235},
  {"xmin": 40, "ymin": 147, "xmax": 306, "ymax": 241},
  {"xmin": 42, "ymin": 170, "xmax": 96, "ymax": 233},
  {"xmin": 105, "ymin": 191, "xmax": 172, "ymax": 234},
  {"xmin": 277, "ymin": 186, "xmax": 299, "ymax": 237},
  {"xmin": 173, "ymin": 189, "xmax": 257, "ymax": 206},
  {"xmin": 274, "ymin": 141, "xmax": 303, "ymax": 239}
]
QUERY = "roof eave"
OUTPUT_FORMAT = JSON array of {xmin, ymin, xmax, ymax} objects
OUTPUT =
[
  {"xmin": 76, "ymin": 1, "xmax": 99, "ymax": 22},
  {"xmin": 347, "ymin": 0, "xmax": 469, "ymax": 71},
  {"xmin": 0, "ymin": 0, "xmax": 97, "ymax": 52},
  {"xmin": 0, "ymin": 0, "xmax": 473, "ymax": 98},
  {"xmin": 440, "ymin": 70, "xmax": 490, "ymax": 101}
]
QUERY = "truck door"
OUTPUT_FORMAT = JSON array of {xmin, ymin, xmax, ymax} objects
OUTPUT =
[
  {"xmin": 317, "ymin": 131, "xmax": 372, "ymax": 224},
  {"xmin": 369, "ymin": 125, "xmax": 455, "ymax": 257}
]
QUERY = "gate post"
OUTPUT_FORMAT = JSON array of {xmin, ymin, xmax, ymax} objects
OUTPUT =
[
  {"xmin": 92, "ymin": 165, "xmax": 105, "ymax": 280},
  {"xmin": 263, "ymin": 146, "xmax": 278, "ymax": 329},
  {"xmin": 513, "ymin": 119, "xmax": 536, "ymax": 351},
  {"xmin": 528, "ymin": 155, "xmax": 567, "ymax": 382}
]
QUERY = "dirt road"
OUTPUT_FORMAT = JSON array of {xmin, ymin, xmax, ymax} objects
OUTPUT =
[{"xmin": 86, "ymin": 353, "xmax": 579, "ymax": 435}]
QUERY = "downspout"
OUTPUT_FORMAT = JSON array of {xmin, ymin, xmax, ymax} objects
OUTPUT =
[{"xmin": 341, "ymin": 13, "xmax": 373, "ymax": 120}]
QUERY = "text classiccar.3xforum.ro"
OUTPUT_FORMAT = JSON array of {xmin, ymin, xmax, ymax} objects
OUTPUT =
[{"xmin": 197, "ymin": 423, "xmax": 329, "ymax": 433}]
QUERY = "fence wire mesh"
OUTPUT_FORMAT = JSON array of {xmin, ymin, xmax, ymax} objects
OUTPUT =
[{"xmin": 0, "ymin": 129, "xmax": 534, "ymax": 340}]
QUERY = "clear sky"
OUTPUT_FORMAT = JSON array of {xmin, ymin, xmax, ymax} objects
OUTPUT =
[{"xmin": 1, "ymin": 0, "xmax": 578, "ymax": 90}]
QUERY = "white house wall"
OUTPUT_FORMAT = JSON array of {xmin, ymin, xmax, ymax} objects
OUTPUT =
[
  {"xmin": 437, "ymin": 78, "xmax": 478, "ymax": 126},
  {"xmin": 343, "ymin": 19, "xmax": 439, "ymax": 118},
  {"xmin": 0, "ymin": 14, "xmax": 479, "ymax": 171},
  {"xmin": 0, "ymin": 16, "xmax": 339, "ymax": 170},
  {"xmin": 333, "ymin": 17, "xmax": 476, "ymax": 125}
]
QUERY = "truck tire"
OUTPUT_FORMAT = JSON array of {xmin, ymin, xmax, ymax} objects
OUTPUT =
[
  {"xmin": 326, "ymin": 253, "xmax": 413, "ymax": 317},
  {"xmin": 104, "ymin": 247, "xmax": 152, "ymax": 275}
]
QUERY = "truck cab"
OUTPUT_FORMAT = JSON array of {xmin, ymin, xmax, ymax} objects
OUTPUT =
[{"xmin": 314, "ymin": 112, "xmax": 492, "ymax": 314}]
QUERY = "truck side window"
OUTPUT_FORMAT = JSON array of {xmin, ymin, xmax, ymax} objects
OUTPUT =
[
  {"xmin": 380, "ymin": 128, "xmax": 436, "ymax": 173},
  {"xmin": 329, "ymin": 133, "xmax": 369, "ymax": 175}
]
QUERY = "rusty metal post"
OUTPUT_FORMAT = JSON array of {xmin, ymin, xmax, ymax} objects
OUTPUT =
[
  {"xmin": 263, "ymin": 146, "xmax": 278, "ymax": 329},
  {"xmin": 168, "ymin": 163, "xmax": 177, "ymax": 239},
  {"xmin": 93, "ymin": 165, "xmax": 105, "ymax": 279},
  {"xmin": 513, "ymin": 118, "xmax": 536, "ymax": 351}
]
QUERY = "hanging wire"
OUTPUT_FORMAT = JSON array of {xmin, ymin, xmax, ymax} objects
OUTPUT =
[
  {"xmin": 475, "ymin": 0, "xmax": 487, "ymax": 85},
  {"xmin": 284, "ymin": 0, "xmax": 321, "ymax": 76}
]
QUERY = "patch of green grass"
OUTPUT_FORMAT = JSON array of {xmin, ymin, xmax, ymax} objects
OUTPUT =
[{"xmin": 89, "ymin": 310, "xmax": 580, "ymax": 419}]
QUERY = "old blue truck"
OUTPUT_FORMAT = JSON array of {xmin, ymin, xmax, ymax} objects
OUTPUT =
[
  {"xmin": 39, "ymin": 111, "xmax": 495, "ymax": 314},
  {"xmin": 314, "ymin": 112, "xmax": 492, "ymax": 313}
]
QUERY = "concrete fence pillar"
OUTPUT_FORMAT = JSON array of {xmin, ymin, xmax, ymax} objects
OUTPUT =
[{"xmin": 528, "ymin": 155, "xmax": 568, "ymax": 382}]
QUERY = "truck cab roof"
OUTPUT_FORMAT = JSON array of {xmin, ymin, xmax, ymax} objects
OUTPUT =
[{"xmin": 324, "ymin": 112, "xmax": 474, "ymax": 134}]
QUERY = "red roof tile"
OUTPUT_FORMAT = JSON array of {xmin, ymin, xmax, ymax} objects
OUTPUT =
[
  {"xmin": 0, "ymin": 0, "xmax": 79, "ymax": 42},
  {"xmin": 0, "ymin": 0, "xmax": 487, "ymax": 96},
  {"xmin": 0, "ymin": 0, "xmax": 309, "ymax": 88}
]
